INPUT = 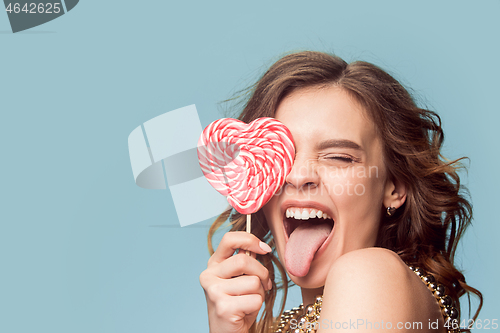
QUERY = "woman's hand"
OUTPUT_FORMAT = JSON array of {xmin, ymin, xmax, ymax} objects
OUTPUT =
[{"xmin": 200, "ymin": 231, "xmax": 273, "ymax": 333}]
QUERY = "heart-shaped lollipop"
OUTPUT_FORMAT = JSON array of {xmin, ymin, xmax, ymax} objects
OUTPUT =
[{"xmin": 198, "ymin": 117, "xmax": 295, "ymax": 215}]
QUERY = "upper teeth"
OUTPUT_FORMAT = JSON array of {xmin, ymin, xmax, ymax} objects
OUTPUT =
[{"xmin": 285, "ymin": 207, "xmax": 332, "ymax": 220}]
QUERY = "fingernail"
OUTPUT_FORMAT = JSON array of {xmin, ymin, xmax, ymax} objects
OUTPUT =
[
  {"xmin": 268, "ymin": 279, "xmax": 273, "ymax": 290},
  {"xmin": 259, "ymin": 241, "xmax": 272, "ymax": 253}
]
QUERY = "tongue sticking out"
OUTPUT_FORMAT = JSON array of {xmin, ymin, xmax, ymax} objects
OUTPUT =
[{"xmin": 285, "ymin": 222, "xmax": 331, "ymax": 277}]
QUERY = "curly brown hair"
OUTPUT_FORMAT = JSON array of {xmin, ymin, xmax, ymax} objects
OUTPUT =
[{"xmin": 206, "ymin": 51, "xmax": 482, "ymax": 333}]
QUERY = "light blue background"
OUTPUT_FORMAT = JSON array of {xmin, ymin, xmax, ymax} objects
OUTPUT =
[{"xmin": 1, "ymin": 1, "xmax": 498, "ymax": 332}]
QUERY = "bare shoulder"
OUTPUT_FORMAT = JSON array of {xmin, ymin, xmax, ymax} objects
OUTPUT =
[
  {"xmin": 324, "ymin": 247, "xmax": 415, "ymax": 304},
  {"xmin": 320, "ymin": 248, "xmax": 444, "ymax": 332},
  {"xmin": 328, "ymin": 247, "xmax": 409, "ymax": 280}
]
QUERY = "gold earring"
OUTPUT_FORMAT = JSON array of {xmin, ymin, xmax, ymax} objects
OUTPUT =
[{"xmin": 386, "ymin": 207, "xmax": 397, "ymax": 216}]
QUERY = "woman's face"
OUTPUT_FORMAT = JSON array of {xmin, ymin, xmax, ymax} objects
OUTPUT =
[{"xmin": 262, "ymin": 86, "xmax": 394, "ymax": 288}]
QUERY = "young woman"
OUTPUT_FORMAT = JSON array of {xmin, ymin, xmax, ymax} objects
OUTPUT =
[{"xmin": 199, "ymin": 51, "xmax": 482, "ymax": 333}]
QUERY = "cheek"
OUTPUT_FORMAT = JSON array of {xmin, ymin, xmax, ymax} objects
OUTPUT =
[
  {"xmin": 262, "ymin": 195, "xmax": 279, "ymax": 234},
  {"xmin": 319, "ymin": 166, "xmax": 385, "ymax": 209},
  {"xmin": 261, "ymin": 194, "xmax": 288, "ymax": 259}
]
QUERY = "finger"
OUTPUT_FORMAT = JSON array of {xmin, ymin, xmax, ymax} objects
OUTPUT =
[
  {"xmin": 212, "ymin": 252, "xmax": 272, "ymax": 290},
  {"xmin": 216, "ymin": 294, "xmax": 264, "ymax": 319},
  {"xmin": 235, "ymin": 248, "xmax": 256, "ymax": 259},
  {"xmin": 218, "ymin": 275, "xmax": 268, "ymax": 299},
  {"xmin": 210, "ymin": 231, "xmax": 272, "ymax": 265},
  {"xmin": 234, "ymin": 295, "xmax": 264, "ymax": 315}
]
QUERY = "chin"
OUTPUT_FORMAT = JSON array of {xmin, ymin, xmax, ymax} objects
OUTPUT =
[{"xmin": 288, "ymin": 271, "xmax": 327, "ymax": 289}]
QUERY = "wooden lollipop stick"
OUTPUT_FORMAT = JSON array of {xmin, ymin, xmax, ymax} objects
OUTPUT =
[
  {"xmin": 246, "ymin": 214, "xmax": 251, "ymax": 256},
  {"xmin": 246, "ymin": 214, "xmax": 251, "ymax": 234}
]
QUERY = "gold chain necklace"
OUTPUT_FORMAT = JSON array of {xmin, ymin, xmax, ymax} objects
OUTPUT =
[
  {"xmin": 274, "ymin": 295, "xmax": 322, "ymax": 333},
  {"xmin": 274, "ymin": 266, "xmax": 459, "ymax": 333}
]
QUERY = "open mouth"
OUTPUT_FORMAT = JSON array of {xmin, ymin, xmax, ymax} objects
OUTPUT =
[
  {"xmin": 282, "ymin": 211, "xmax": 335, "ymax": 277},
  {"xmin": 283, "ymin": 214, "xmax": 335, "ymax": 241}
]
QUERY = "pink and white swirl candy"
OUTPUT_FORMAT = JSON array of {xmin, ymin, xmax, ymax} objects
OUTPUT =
[{"xmin": 197, "ymin": 117, "xmax": 295, "ymax": 214}]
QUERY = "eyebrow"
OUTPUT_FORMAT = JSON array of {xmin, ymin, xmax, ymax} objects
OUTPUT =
[{"xmin": 315, "ymin": 139, "xmax": 363, "ymax": 151}]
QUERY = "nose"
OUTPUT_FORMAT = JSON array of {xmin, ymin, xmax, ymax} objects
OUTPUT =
[{"xmin": 284, "ymin": 154, "xmax": 320, "ymax": 190}]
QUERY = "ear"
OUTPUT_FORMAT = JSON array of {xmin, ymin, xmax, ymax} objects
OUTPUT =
[{"xmin": 383, "ymin": 176, "xmax": 407, "ymax": 210}]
